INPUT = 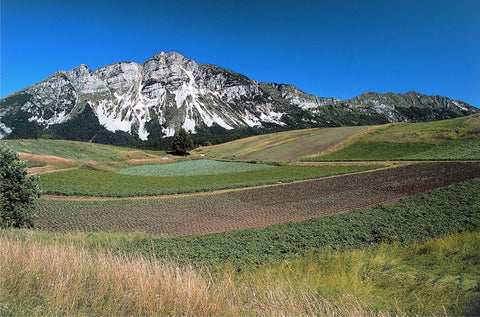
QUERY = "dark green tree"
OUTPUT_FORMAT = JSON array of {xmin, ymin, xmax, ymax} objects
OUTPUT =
[
  {"xmin": 171, "ymin": 128, "xmax": 194, "ymax": 155},
  {"xmin": 0, "ymin": 146, "xmax": 41, "ymax": 228}
]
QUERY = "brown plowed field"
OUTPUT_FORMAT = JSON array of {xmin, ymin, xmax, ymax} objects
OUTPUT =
[{"xmin": 35, "ymin": 162, "xmax": 480, "ymax": 237}]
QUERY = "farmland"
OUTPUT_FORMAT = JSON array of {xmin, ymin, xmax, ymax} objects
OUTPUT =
[
  {"xmin": 35, "ymin": 162, "xmax": 480, "ymax": 237},
  {"xmin": 197, "ymin": 125, "xmax": 370, "ymax": 161},
  {"xmin": 304, "ymin": 113, "xmax": 480, "ymax": 161},
  {"xmin": 3, "ymin": 179, "xmax": 480, "ymax": 316},
  {"xmin": 198, "ymin": 114, "xmax": 480, "ymax": 162},
  {"xmin": 38, "ymin": 163, "xmax": 380, "ymax": 196}
]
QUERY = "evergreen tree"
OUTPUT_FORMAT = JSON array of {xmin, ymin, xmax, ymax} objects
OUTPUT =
[
  {"xmin": 0, "ymin": 146, "xmax": 41, "ymax": 228},
  {"xmin": 171, "ymin": 128, "xmax": 194, "ymax": 155}
]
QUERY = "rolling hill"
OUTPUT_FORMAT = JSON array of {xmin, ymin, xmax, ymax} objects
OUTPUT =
[{"xmin": 198, "ymin": 114, "xmax": 480, "ymax": 161}]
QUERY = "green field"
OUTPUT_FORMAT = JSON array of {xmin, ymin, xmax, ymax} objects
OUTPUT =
[
  {"xmin": 39, "ymin": 164, "xmax": 380, "ymax": 196},
  {"xmin": 117, "ymin": 159, "xmax": 276, "ymax": 176}
]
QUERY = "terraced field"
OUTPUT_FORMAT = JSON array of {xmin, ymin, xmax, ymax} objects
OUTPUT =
[{"xmin": 35, "ymin": 162, "xmax": 480, "ymax": 237}]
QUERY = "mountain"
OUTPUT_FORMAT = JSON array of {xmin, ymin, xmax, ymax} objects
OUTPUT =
[{"xmin": 0, "ymin": 51, "xmax": 478, "ymax": 146}]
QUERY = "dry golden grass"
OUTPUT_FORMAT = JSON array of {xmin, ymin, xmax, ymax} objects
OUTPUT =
[
  {"xmin": 0, "ymin": 234, "xmax": 387, "ymax": 316},
  {"xmin": 19, "ymin": 152, "xmax": 78, "ymax": 166}
]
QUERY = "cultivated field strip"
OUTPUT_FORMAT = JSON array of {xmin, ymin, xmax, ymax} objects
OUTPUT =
[{"xmin": 35, "ymin": 162, "xmax": 480, "ymax": 237}]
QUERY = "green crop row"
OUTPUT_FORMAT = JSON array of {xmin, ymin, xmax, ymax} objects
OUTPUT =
[{"xmin": 38, "ymin": 164, "xmax": 381, "ymax": 197}]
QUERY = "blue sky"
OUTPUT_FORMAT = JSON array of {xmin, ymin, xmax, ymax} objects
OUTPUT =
[{"xmin": 1, "ymin": 0, "xmax": 479, "ymax": 107}]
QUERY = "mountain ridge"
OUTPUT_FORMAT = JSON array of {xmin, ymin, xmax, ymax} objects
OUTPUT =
[{"xmin": 1, "ymin": 51, "xmax": 478, "ymax": 146}]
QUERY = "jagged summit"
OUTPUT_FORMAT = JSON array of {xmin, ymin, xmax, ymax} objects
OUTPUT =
[{"xmin": 0, "ymin": 51, "xmax": 478, "ymax": 142}]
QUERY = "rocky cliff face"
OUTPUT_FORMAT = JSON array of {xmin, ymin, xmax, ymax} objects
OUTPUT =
[{"xmin": 0, "ymin": 51, "xmax": 478, "ymax": 140}]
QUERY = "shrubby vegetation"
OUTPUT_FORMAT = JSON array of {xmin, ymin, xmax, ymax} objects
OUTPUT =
[{"xmin": 0, "ymin": 146, "xmax": 40, "ymax": 228}]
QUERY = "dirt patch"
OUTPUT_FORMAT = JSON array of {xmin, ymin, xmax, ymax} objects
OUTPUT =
[{"xmin": 27, "ymin": 165, "xmax": 58, "ymax": 175}]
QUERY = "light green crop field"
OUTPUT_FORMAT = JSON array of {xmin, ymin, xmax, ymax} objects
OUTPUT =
[{"xmin": 117, "ymin": 159, "xmax": 276, "ymax": 176}]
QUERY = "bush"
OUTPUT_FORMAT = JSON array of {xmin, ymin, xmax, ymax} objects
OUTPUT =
[{"xmin": 0, "ymin": 146, "xmax": 41, "ymax": 228}]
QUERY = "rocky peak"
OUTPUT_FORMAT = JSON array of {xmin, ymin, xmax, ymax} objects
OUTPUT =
[{"xmin": 0, "ymin": 51, "xmax": 478, "ymax": 143}]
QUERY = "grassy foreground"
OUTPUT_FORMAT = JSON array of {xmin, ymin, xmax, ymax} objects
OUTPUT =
[{"xmin": 1, "ymin": 230, "xmax": 479, "ymax": 316}]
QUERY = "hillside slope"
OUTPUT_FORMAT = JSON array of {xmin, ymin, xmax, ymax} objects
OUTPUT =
[
  {"xmin": 198, "ymin": 114, "xmax": 480, "ymax": 162},
  {"xmin": 305, "ymin": 114, "xmax": 480, "ymax": 161}
]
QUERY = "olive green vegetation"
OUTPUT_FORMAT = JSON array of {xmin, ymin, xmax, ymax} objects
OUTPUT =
[
  {"xmin": 304, "ymin": 114, "xmax": 480, "ymax": 161},
  {"xmin": 38, "ymin": 164, "xmax": 381, "ymax": 197}
]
